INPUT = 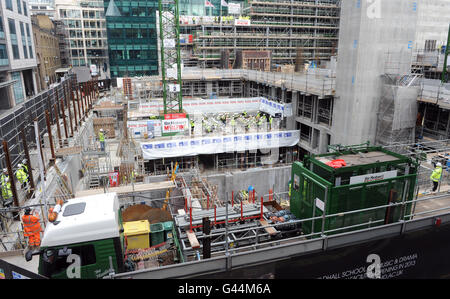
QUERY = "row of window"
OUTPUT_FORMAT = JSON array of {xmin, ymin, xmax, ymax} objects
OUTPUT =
[
  {"xmin": 5, "ymin": 0, "xmax": 28, "ymax": 16},
  {"xmin": 64, "ymin": 20, "xmax": 106, "ymax": 29},
  {"xmin": 59, "ymin": 9, "xmax": 105, "ymax": 19},
  {"xmin": 70, "ymin": 38, "xmax": 105, "ymax": 48},
  {"xmin": 110, "ymin": 49, "xmax": 157, "ymax": 61},
  {"xmin": 7, "ymin": 18, "xmax": 33, "ymax": 60},
  {"xmin": 108, "ymin": 27, "xmax": 156, "ymax": 39}
]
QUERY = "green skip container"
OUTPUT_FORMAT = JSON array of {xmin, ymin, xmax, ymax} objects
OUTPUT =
[
  {"xmin": 150, "ymin": 223, "xmax": 164, "ymax": 246},
  {"xmin": 162, "ymin": 221, "xmax": 174, "ymax": 241}
]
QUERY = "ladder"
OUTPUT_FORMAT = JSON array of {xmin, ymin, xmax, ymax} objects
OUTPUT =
[
  {"xmin": 163, "ymin": 162, "xmax": 178, "ymax": 210},
  {"xmin": 53, "ymin": 164, "xmax": 73, "ymax": 199}
]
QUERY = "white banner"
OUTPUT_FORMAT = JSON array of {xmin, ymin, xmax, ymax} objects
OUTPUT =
[
  {"xmin": 141, "ymin": 130, "xmax": 300, "ymax": 160},
  {"xmin": 349, "ymin": 170, "xmax": 398, "ymax": 185},
  {"xmin": 234, "ymin": 18, "xmax": 251, "ymax": 26},
  {"xmin": 128, "ymin": 120, "xmax": 162, "ymax": 138},
  {"xmin": 228, "ymin": 3, "xmax": 240, "ymax": 14},
  {"xmin": 162, "ymin": 118, "xmax": 189, "ymax": 134},
  {"xmin": 139, "ymin": 97, "xmax": 289, "ymax": 117},
  {"xmin": 259, "ymin": 98, "xmax": 289, "ymax": 117}
]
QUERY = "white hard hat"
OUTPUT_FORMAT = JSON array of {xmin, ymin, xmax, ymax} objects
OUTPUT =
[
  {"xmin": 2, "ymin": 168, "xmax": 6, "ymax": 173},
  {"xmin": 437, "ymin": 162, "xmax": 442, "ymax": 167},
  {"xmin": 100, "ymin": 129, "xmax": 104, "ymax": 131},
  {"xmin": 18, "ymin": 163, "xmax": 22, "ymax": 168}
]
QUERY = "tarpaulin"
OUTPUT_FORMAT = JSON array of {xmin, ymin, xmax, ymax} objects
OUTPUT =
[{"xmin": 140, "ymin": 130, "xmax": 300, "ymax": 160}]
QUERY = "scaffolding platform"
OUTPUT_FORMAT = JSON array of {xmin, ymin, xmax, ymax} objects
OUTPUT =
[
  {"xmin": 55, "ymin": 146, "xmax": 83, "ymax": 157},
  {"xmin": 75, "ymin": 181, "xmax": 176, "ymax": 197}
]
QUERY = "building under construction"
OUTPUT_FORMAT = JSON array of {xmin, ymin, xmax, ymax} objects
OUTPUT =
[{"xmin": 2, "ymin": 0, "xmax": 450, "ymax": 280}]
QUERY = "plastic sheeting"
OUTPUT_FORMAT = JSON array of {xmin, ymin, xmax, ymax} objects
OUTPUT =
[
  {"xmin": 140, "ymin": 130, "xmax": 300, "ymax": 160},
  {"xmin": 138, "ymin": 97, "xmax": 290, "ymax": 117}
]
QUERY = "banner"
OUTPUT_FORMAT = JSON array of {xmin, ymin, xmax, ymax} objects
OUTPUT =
[
  {"xmin": 127, "ymin": 120, "xmax": 161, "ymax": 138},
  {"xmin": 234, "ymin": 18, "xmax": 251, "ymax": 26},
  {"xmin": 139, "ymin": 97, "xmax": 289, "ymax": 117},
  {"xmin": 141, "ymin": 130, "xmax": 300, "ymax": 160},
  {"xmin": 162, "ymin": 118, "xmax": 189, "ymax": 134},
  {"xmin": 259, "ymin": 98, "xmax": 289, "ymax": 117},
  {"xmin": 228, "ymin": 3, "xmax": 240, "ymax": 14}
]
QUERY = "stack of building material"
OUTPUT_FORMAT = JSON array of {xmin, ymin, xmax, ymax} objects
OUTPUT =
[{"xmin": 93, "ymin": 117, "xmax": 115, "ymax": 138}]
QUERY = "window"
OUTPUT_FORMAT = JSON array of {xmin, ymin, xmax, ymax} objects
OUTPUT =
[
  {"xmin": 0, "ymin": 17, "xmax": 4, "ymax": 39},
  {"xmin": 5, "ymin": 0, "xmax": 12, "ymax": 10},
  {"xmin": 20, "ymin": 22, "xmax": 27, "ymax": 59},
  {"xmin": 8, "ymin": 19, "xmax": 19, "ymax": 59},
  {"xmin": 26, "ymin": 23, "xmax": 32, "ymax": 58},
  {"xmin": 17, "ymin": 0, "xmax": 22, "ymax": 14},
  {"xmin": 12, "ymin": 72, "xmax": 24, "ymax": 104},
  {"xmin": 0, "ymin": 44, "xmax": 9, "ymax": 66},
  {"xmin": 23, "ymin": 1, "xmax": 27, "ymax": 16},
  {"xmin": 425, "ymin": 40, "xmax": 436, "ymax": 52}
]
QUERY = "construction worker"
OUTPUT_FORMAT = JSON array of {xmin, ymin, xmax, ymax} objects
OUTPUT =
[
  {"xmin": 231, "ymin": 117, "xmax": 236, "ymax": 133},
  {"xmin": 242, "ymin": 111, "xmax": 247, "ymax": 118},
  {"xmin": 99, "ymin": 128, "xmax": 105, "ymax": 152},
  {"xmin": 15, "ymin": 164, "xmax": 28, "ymax": 190},
  {"xmin": 430, "ymin": 162, "xmax": 443, "ymax": 192},
  {"xmin": 22, "ymin": 208, "xmax": 42, "ymax": 250},
  {"xmin": 269, "ymin": 116, "xmax": 273, "ymax": 130},
  {"xmin": 190, "ymin": 120, "xmax": 195, "ymax": 134},
  {"xmin": 1, "ymin": 169, "xmax": 12, "ymax": 206}
]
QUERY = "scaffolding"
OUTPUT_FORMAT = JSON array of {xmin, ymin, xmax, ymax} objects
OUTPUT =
[
  {"xmin": 178, "ymin": 0, "xmax": 340, "ymax": 68},
  {"xmin": 376, "ymin": 74, "xmax": 420, "ymax": 146}
]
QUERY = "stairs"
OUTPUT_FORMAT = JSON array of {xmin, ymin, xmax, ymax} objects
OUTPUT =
[{"xmin": 89, "ymin": 174, "xmax": 100, "ymax": 189}]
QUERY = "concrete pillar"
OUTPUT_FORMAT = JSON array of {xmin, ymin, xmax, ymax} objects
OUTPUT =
[{"xmin": 286, "ymin": 91, "xmax": 298, "ymax": 130}]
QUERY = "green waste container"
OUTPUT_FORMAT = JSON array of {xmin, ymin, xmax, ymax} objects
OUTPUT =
[
  {"xmin": 150, "ymin": 223, "xmax": 164, "ymax": 246},
  {"xmin": 162, "ymin": 221, "xmax": 174, "ymax": 241}
]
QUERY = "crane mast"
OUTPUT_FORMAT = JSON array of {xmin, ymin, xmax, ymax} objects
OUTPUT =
[{"xmin": 158, "ymin": 0, "xmax": 183, "ymax": 114}]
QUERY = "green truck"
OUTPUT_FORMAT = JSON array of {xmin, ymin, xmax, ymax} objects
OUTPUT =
[{"xmin": 26, "ymin": 193, "xmax": 176, "ymax": 279}]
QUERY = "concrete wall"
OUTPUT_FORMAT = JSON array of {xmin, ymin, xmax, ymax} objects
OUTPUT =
[
  {"xmin": 205, "ymin": 166, "xmax": 291, "ymax": 201},
  {"xmin": 332, "ymin": 0, "xmax": 418, "ymax": 146},
  {"xmin": 415, "ymin": 0, "xmax": 450, "ymax": 50}
]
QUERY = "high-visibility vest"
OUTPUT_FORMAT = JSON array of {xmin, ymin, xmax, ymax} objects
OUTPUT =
[
  {"xmin": 190, "ymin": 121, "xmax": 195, "ymax": 128},
  {"xmin": 22, "ymin": 214, "xmax": 41, "ymax": 237},
  {"xmin": 1, "ymin": 174, "xmax": 12, "ymax": 199},
  {"xmin": 231, "ymin": 119, "xmax": 235, "ymax": 126},
  {"xmin": 16, "ymin": 169, "xmax": 28, "ymax": 184},
  {"xmin": 431, "ymin": 167, "xmax": 443, "ymax": 182},
  {"xmin": 99, "ymin": 131, "xmax": 105, "ymax": 142},
  {"xmin": 21, "ymin": 164, "xmax": 28, "ymax": 174},
  {"xmin": 269, "ymin": 117, "xmax": 273, "ymax": 124},
  {"xmin": 288, "ymin": 183, "xmax": 291, "ymax": 197}
]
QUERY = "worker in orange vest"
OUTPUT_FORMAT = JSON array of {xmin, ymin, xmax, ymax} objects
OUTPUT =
[{"xmin": 22, "ymin": 208, "xmax": 42, "ymax": 250}]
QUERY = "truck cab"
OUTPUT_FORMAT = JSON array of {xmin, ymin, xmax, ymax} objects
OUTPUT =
[{"xmin": 36, "ymin": 193, "xmax": 125, "ymax": 279}]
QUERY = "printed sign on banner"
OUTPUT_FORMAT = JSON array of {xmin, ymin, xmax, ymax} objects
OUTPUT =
[
  {"xmin": 165, "ymin": 113, "xmax": 186, "ymax": 120},
  {"xmin": 128, "ymin": 120, "xmax": 162, "ymax": 138},
  {"xmin": 162, "ymin": 118, "xmax": 189, "ymax": 134},
  {"xmin": 141, "ymin": 130, "xmax": 300, "ymax": 160},
  {"xmin": 349, "ymin": 170, "xmax": 398, "ymax": 185},
  {"xmin": 228, "ymin": 3, "xmax": 241, "ymax": 14}
]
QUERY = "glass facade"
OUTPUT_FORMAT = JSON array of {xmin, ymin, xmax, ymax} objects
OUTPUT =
[
  {"xmin": 179, "ymin": 0, "xmax": 246, "ymax": 16},
  {"xmin": 104, "ymin": 0, "xmax": 159, "ymax": 78},
  {"xmin": 12, "ymin": 71, "xmax": 24, "ymax": 104}
]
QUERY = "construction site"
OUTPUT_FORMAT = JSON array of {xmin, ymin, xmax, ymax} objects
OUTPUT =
[{"xmin": 1, "ymin": 0, "xmax": 450, "ymax": 280}]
